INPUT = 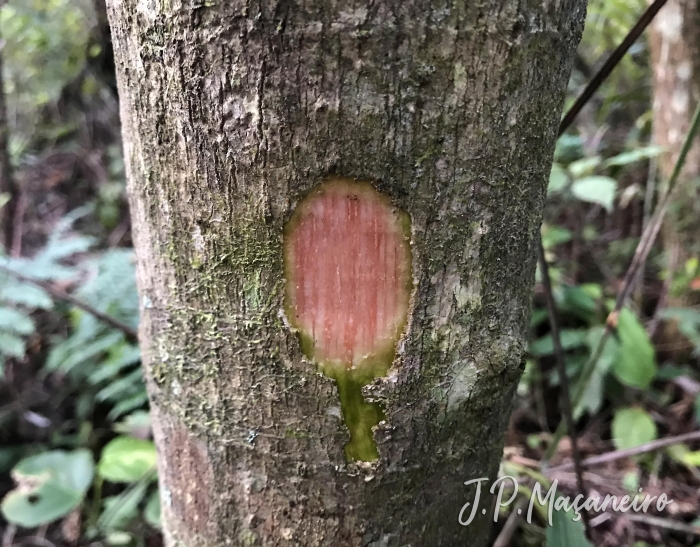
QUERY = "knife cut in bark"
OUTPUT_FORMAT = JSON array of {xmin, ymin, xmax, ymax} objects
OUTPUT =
[{"xmin": 283, "ymin": 177, "xmax": 413, "ymax": 461}]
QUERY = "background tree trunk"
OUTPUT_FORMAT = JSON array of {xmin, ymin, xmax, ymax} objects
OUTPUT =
[
  {"xmin": 106, "ymin": 1, "xmax": 585, "ymax": 546},
  {"xmin": 649, "ymin": 0, "xmax": 700, "ymax": 356}
]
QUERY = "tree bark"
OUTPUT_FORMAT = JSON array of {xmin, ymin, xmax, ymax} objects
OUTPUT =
[
  {"xmin": 105, "ymin": 1, "xmax": 585, "ymax": 545},
  {"xmin": 0, "ymin": 14, "xmax": 16, "ymax": 250},
  {"xmin": 649, "ymin": 0, "xmax": 700, "ymax": 354}
]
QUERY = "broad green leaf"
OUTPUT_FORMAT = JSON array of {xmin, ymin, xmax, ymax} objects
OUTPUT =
[
  {"xmin": 13, "ymin": 449, "xmax": 94, "ymax": 493},
  {"xmin": 568, "ymin": 156, "xmax": 602, "ymax": 178},
  {"xmin": 546, "ymin": 499, "xmax": 593, "ymax": 547},
  {"xmin": 548, "ymin": 163, "xmax": 569, "ymax": 195},
  {"xmin": 611, "ymin": 407, "xmax": 657, "ymax": 450},
  {"xmin": 98, "ymin": 437, "xmax": 157, "ymax": 483},
  {"xmin": 558, "ymin": 284, "xmax": 600, "ymax": 323},
  {"xmin": 1, "ymin": 449, "xmax": 94, "ymax": 528},
  {"xmin": 571, "ymin": 176, "xmax": 617, "ymax": 212},
  {"xmin": 603, "ymin": 146, "xmax": 664, "ymax": 168},
  {"xmin": 2, "ymin": 480, "xmax": 83, "ymax": 528},
  {"xmin": 612, "ymin": 308, "xmax": 657, "ymax": 388},
  {"xmin": 554, "ymin": 134, "xmax": 584, "ymax": 163},
  {"xmin": 530, "ymin": 329, "xmax": 588, "ymax": 357}
]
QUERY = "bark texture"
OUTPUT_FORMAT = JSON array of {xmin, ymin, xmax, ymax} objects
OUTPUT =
[
  {"xmin": 649, "ymin": 0, "xmax": 700, "ymax": 353},
  {"xmin": 106, "ymin": 1, "xmax": 585, "ymax": 545}
]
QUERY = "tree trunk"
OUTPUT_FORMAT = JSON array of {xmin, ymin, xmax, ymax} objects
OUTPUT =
[
  {"xmin": 649, "ymin": 0, "xmax": 700, "ymax": 355},
  {"xmin": 105, "ymin": 1, "xmax": 585, "ymax": 546},
  {"xmin": 0, "ymin": 16, "xmax": 16, "ymax": 250}
]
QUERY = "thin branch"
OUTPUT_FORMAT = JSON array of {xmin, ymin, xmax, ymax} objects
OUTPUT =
[
  {"xmin": 537, "ymin": 240, "xmax": 591, "ymax": 537},
  {"xmin": 492, "ymin": 496, "xmax": 530, "ymax": 547},
  {"xmin": 0, "ymin": 262, "xmax": 138, "ymax": 341},
  {"xmin": 621, "ymin": 513, "xmax": 700, "ymax": 536},
  {"xmin": 557, "ymin": 0, "xmax": 668, "ymax": 137},
  {"xmin": 549, "ymin": 430, "xmax": 700, "ymax": 472}
]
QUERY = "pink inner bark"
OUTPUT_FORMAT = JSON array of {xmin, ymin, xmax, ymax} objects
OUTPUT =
[{"xmin": 286, "ymin": 182, "xmax": 410, "ymax": 366}]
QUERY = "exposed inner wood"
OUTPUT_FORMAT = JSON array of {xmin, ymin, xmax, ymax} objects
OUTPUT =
[
  {"xmin": 284, "ymin": 177, "xmax": 412, "ymax": 372},
  {"xmin": 284, "ymin": 177, "xmax": 413, "ymax": 460}
]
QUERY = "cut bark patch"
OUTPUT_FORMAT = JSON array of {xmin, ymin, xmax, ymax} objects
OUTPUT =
[{"xmin": 283, "ymin": 177, "xmax": 412, "ymax": 461}]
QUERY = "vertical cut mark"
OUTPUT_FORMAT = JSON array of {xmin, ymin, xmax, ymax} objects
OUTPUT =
[{"xmin": 284, "ymin": 177, "xmax": 413, "ymax": 461}]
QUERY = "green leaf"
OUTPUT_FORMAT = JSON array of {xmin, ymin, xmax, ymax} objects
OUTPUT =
[
  {"xmin": 603, "ymin": 146, "xmax": 664, "ymax": 168},
  {"xmin": 541, "ymin": 225, "xmax": 572, "ymax": 249},
  {"xmin": 546, "ymin": 499, "xmax": 593, "ymax": 547},
  {"xmin": 530, "ymin": 329, "xmax": 588, "ymax": 357},
  {"xmin": 680, "ymin": 449, "xmax": 700, "ymax": 467},
  {"xmin": 558, "ymin": 284, "xmax": 600, "ymax": 323},
  {"xmin": 114, "ymin": 411, "xmax": 151, "ymax": 437},
  {"xmin": 554, "ymin": 134, "xmax": 584, "ymax": 163},
  {"xmin": 658, "ymin": 308, "xmax": 700, "ymax": 353},
  {"xmin": 612, "ymin": 308, "xmax": 657, "ymax": 389},
  {"xmin": 98, "ymin": 437, "xmax": 157, "ymax": 483},
  {"xmin": 568, "ymin": 156, "xmax": 602, "ymax": 178},
  {"xmin": 89, "ymin": 344, "xmax": 141, "ymax": 384},
  {"xmin": 1, "ymin": 449, "xmax": 94, "ymax": 528},
  {"xmin": 611, "ymin": 407, "xmax": 658, "ymax": 450},
  {"xmin": 548, "ymin": 163, "xmax": 569, "ymax": 195},
  {"xmin": 571, "ymin": 176, "xmax": 617, "ymax": 212},
  {"xmin": 695, "ymin": 394, "xmax": 700, "ymax": 427}
]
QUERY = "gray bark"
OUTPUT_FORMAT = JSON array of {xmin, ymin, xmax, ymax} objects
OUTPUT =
[{"xmin": 106, "ymin": 1, "xmax": 585, "ymax": 545}]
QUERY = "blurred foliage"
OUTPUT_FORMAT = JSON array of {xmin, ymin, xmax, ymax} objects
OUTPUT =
[
  {"xmin": 576, "ymin": 0, "xmax": 650, "ymax": 126},
  {"xmin": 0, "ymin": 207, "xmax": 93, "ymax": 368},
  {"xmin": 1, "ymin": 0, "xmax": 97, "ymax": 155},
  {"xmin": 46, "ymin": 247, "xmax": 145, "ymax": 421}
]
